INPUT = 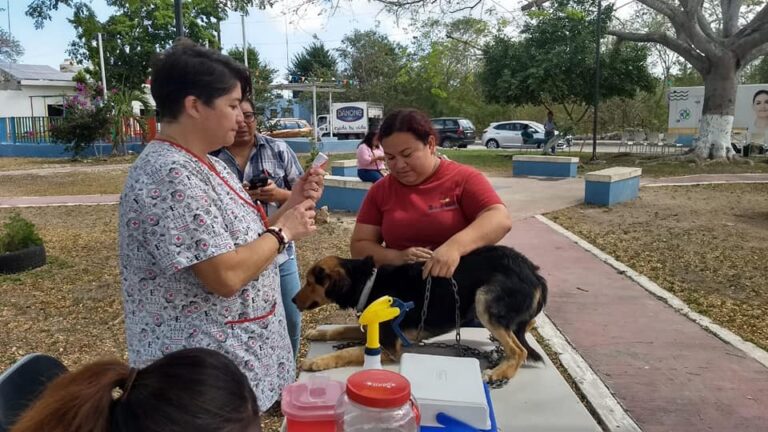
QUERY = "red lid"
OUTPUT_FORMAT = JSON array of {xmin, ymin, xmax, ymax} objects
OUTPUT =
[{"xmin": 345, "ymin": 369, "xmax": 411, "ymax": 409}]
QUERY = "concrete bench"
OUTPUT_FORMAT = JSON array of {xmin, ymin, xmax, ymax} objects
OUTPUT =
[
  {"xmin": 584, "ymin": 167, "xmax": 642, "ymax": 206},
  {"xmin": 330, "ymin": 159, "xmax": 358, "ymax": 177},
  {"xmin": 317, "ymin": 175, "xmax": 372, "ymax": 212},
  {"xmin": 512, "ymin": 155, "xmax": 579, "ymax": 178}
]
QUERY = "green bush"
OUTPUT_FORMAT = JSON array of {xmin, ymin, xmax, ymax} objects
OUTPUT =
[{"xmin": 0, "ymin": 213, "xmax": 43, "ymax": 254}]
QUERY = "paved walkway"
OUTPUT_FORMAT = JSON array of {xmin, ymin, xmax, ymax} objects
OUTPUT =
[{"xmin": 2, "ymin": 168, "xmax": 767, "ymax": 431}]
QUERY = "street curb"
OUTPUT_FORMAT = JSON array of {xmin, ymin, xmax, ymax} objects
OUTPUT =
[
  {"xmin": 535, "ymin": 214, "xmax": 768, "ymax": 370},
  {"xmin": 536, "ymin": 313, "xmax": 641, "ymax": 432},
  {"xmin": 644, "ymin": 180, "xmax": 768, "ymax": 187}
]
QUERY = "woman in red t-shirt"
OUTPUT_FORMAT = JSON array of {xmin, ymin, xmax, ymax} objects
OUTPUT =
[{"xmin": 351, "ymin": 109, "xmax": 512, "ymax": 278}]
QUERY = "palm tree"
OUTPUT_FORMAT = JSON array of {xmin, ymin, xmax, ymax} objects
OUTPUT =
[{"xmin": 109, "ymin": 89, "xmax": 152, "ymax": 156}]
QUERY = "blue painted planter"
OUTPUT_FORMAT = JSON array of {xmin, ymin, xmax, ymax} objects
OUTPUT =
[
  {"xmin": 284, "ymin": 138, "xmax": 361, "ymax": 154},
  {"xmin": 584, "ymin": 167, "xmax": 642, "ymax": 207},
  {"xmin": 512, "ymin": 156, "xmax": 578, "ymax": 178},
  {"xmin": 330, "ymin": 160, "xmax": 358, "ymax": 177},
  {"xmin": 317, "ymin": 175, "xmax": 372, "ymax": 212}
]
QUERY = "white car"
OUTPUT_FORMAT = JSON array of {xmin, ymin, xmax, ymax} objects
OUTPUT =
[{"xmin": 482, "ymin": 120, "xmax": 571, "ymax": 149}]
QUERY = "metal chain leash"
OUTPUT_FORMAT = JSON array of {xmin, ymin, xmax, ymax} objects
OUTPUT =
[{"xmin": 333, "ymin": 276, "xmax": 510, "ymax": 389}]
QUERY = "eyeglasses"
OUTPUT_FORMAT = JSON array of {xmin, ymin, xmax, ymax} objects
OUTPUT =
[{"xmin": 243, "ymin": 112, "xmax": 256, "ymax": 123}]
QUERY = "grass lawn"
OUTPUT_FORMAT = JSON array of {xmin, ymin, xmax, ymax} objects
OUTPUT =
[
  {"xmin": 0, "ymin": 155, "xmax": 137, "ymax": 172},
  {"xmin": 0, "ymin": 169, "xmax": 129, "ymax": 197}
]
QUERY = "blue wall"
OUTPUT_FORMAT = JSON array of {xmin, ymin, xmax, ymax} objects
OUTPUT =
[{"xmin": 285, "ymin": 138, "xmax": 360, "ymax": 154}]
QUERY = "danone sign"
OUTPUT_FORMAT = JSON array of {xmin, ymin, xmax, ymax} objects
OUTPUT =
[{"xmin": 335, "ymin": 106, "xmax": 365, "ymax": 122}]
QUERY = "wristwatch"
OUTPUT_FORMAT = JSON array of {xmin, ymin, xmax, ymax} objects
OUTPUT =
[{"xmin": 261, "ymin": 227, "xmax": 287, "ymax": 254}]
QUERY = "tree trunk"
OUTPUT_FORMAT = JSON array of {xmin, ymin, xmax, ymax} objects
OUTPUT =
[{"xmin": 695, "ymin": 60, "xmax": 738, "ymax": 160}]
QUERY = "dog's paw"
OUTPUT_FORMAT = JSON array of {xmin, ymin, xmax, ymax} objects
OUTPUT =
[
  {"xmin": 483, "ymin": 364, "xmax": 517, "ymax": 383},
  {"xmin": 301, "ymin": 357, "xmax": 331, "ymax": 372},
  {"xmin": 305, "ymin": 328, "xmax": 330, "ymax": 341}
]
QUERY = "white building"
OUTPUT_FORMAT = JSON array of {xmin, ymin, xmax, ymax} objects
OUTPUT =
[{"xmin": 0, "ymin": 62, "xmax": 76, "ymax": 118}]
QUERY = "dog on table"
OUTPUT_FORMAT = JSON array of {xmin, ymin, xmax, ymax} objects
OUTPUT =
[{"xmin": 292, "ymin": 245, "xmax": 548, "ymax": 382}]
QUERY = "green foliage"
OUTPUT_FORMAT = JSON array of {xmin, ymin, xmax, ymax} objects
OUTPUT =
[
  {"xmin": 336, "ymin": 30, "xmax": 408, "ymax": 107},
  {"xmin": 289, "ymin": 41, "xmax": 339, "ymax": 81},
  {"xmin": 479, "ymin": 1, "xmax": 655, "ymax": 130},
  {"xmin": 742, "ymin": 57, "xmax": 768, "ymax": 84},
  {"xmin": 0, "ymin": 28, "xmax": 24, "ymax": 62},
  {"xmin": 65, "ymin": 0, "xmax": 224, "ymax": 92},
  {"xmin": 109, "ymin": 89, "xmax": 152, "ymax": 155},
  {"xmin": 50, "ymin": 104, "xmax": 112, "ymax": 158},
  {"xmin": 0, "ymin": 213, "xmax": 43, "ymax": 254},
  {"xmin": 227, "ymin": 45, "xmax": 278, "ymax": 107}
]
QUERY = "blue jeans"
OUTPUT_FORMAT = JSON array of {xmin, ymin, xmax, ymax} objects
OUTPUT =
[
  {"xmin": 279, "ymin": 257, "xmax": 301, "ymax": 359},
  {"xmin": 358, "ymin": 169, "xmax": 384, "ymax": 183}
]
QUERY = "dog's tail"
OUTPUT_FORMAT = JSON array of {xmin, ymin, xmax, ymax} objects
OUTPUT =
[{"xmin": 514, "ymin": 321, "xmax": 544, "ymax": 363}]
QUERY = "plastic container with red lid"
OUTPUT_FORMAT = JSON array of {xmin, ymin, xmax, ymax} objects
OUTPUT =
[
  {"xmin": 281, "ymin": 375, "xmax": 345, "ymax": 432},
  {"xmin": 336, "ymin": 369, "xmax": 420, "ymax": 431}
]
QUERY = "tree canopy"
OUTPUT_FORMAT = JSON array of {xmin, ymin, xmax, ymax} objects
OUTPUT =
[
  {"xmin": 480, "ymin": 3, "xmax": 655, "ymax": 127},
  {"xmin": 227, "ymin": 45, "xmax": 278, "ymax": 107}
]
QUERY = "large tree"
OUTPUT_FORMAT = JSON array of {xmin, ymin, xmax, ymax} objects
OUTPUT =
[
  {"xmin": 480, "ymin": 3, "xmax": 655, "ymax": 131},
  {"xmin": 605, "ymin": 0, "xmax": 768, "ymax": 160},
  {"xmin": 288, "ymin": 41, "xmax": 338, "ymax": 82},
  {"xmin": 0, "ymin": 28, "xmax": 24, "ymax": 63},
  {"xmin": 65, "ymin": 0, "xmax": 223, "ymax": 92},
  {"xmin": 0, "ymin": 5, "xmax": 24, "ymax": 63},
  {"xmin": 336, "ymin": 29, "xmax": 408, "ymax": 107},
  {"xmin": 227, "ymin": 45, "xmax": 277, "ymax": 107}
]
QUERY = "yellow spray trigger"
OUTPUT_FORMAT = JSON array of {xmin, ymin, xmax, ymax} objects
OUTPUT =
[{"xmin": 358, "ymin": 296, "xmax": 401, "ymax": 350}]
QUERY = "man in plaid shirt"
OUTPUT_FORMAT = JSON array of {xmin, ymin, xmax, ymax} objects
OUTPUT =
[{"xmin": 211, "ymin": 99, "xmax": 307, "ymax": 360}]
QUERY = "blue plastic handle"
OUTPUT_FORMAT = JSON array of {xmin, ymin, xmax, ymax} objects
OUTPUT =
[
  {"xmin": 435, "ymin": 412, "xmax": 480, "ymax": 431},
  {"xmin": 390, "ymin": 298, "xmax": 415, "ymax": 347}
]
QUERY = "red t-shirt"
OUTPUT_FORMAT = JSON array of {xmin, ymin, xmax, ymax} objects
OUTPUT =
[{"xmin": 356, "ymin": 160, "xmax": 504, "ymax": 251}]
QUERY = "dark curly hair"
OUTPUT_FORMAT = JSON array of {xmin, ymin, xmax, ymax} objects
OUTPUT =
[{"xmin": 378, "ymin": 109, "xmax": 437, "ymax": 145}]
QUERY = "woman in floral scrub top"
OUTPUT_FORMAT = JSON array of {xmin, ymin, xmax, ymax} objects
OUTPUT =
[{"xmin": 119, "ymin": 40, "xmax": 324, "ymax": 412}]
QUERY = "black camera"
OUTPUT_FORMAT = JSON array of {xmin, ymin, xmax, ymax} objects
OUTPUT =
[{"xmin": 248, "ymin": 174, "xmax": 269, "ymax": 190}]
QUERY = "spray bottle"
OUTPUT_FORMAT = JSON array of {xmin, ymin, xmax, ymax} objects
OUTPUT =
[{"xmin": 357, "ymin": 296, "xmax": 414, "ymax": 369}]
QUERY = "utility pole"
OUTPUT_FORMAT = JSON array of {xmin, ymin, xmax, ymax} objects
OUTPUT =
[
  {"xmin": 241, "ymin": 14, "xmax": 248, "ymax": 68},
  {"xmin": 97, "ymin": 33, "xmax": 108, "ymax": 100},
  {"xmin": 591, "ymin": 0, "xmax": 602, "ymax": 162},
  {"xmin": 174, "ymin": 0, "xmax": 184, "ymax": 38}
]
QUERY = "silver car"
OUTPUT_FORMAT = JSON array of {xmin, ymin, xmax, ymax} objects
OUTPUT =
[{"xmin": 482, "ymin": 121, "xmax": 571, "ymax": 149}]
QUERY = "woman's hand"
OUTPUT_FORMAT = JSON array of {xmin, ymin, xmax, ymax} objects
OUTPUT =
[
  {"xmin": 274, "ymin": 199, "xmax": 317, "ymax": 242},
  {"xmin": 285, "ymin": 167, "xmax": 325, "ymax": 208},
  {"xmin": 422, "ymin": 244, "xmax": 461, "ymax": 279},
  {"xmin": 400, "ymin": 247, "xmax": 433, "ymax": 264}
]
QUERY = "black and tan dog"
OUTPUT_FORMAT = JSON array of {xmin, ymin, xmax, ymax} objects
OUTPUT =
[{"xmin": 292, "ymin": 245, "xmax": 548, "ymax": 382}]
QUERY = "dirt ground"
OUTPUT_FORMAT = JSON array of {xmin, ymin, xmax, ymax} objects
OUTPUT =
[
  {"xmin": 2, "ymin": 182, "xmax": 767, "ymax": 431},
  {"xmin": 0, "ymin": 206, "xmax": 354, "ymax": 432},
  {"xmin": 548, "ymin": 183, "xmax": 768, "ymax": 352}
]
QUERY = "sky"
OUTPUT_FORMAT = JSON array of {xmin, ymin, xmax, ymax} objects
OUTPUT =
[{"xmin": 3, "ymin": 0, "xmax": 509, "ymax": 81}]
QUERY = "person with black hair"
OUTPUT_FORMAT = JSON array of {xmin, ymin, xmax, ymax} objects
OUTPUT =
[
  {"xmin": 356, "ymin": 130, "xmax": 386, "ymax": 183},
  {"xmin": 118, "ymin": 40, "xmax": 324, "ymax": 411},
  {"xmin": 10, "ymin": 348, "xmax": 262, "ymax": 432}
]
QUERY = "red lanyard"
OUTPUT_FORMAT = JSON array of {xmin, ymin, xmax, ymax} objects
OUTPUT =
[{"xmin": 156, "ymin": 139, "xmax": 269, "ymax": 227}]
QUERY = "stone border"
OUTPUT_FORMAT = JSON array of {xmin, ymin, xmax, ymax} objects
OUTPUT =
[
  {"xmin": 535, "ymin": 214, "xmax": 768, "ymax": 370},
  {"xmin": 331, "ymin": 159, "xmax": 357, "ymax": 168},
  {"xmin": 584, "ymin": 167, "xmax": 642, "ymax": 183},
  {"xmin": 535, "ymin": 313, "xmax": 641, "ymax": 432},
  {"xmin": 512, "ymin": 155, "xmax": 579, "ymax": 163},
  {"xmin": 324, "ymin": 175, "xmax": 372, "ymax": 191}
]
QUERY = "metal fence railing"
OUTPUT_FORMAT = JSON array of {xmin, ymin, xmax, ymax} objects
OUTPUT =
[{"xmin": 0, "ymin": 116, "xmax": 157, "ymax": 145}]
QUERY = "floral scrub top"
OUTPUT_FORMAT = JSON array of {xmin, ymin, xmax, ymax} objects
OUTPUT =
[{"xmin": 118, "ymin": 141, "xmax": 294, "ymax": 411}]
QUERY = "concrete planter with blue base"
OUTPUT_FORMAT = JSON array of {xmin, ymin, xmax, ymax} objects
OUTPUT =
[
  {"xmin": 512, "ymin": 155, "xmax": 578, "ymax": 178},
  {"xmin": 317, "ymin": 175, "xmax": 372, "ymax": 212},
  {"xmin": 584, "ymin": 167, "xmax": 642, "ymax": 207},
  {"xmin": 330, "ymin": 160, "xmax": 358, "ymax": 177}
]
